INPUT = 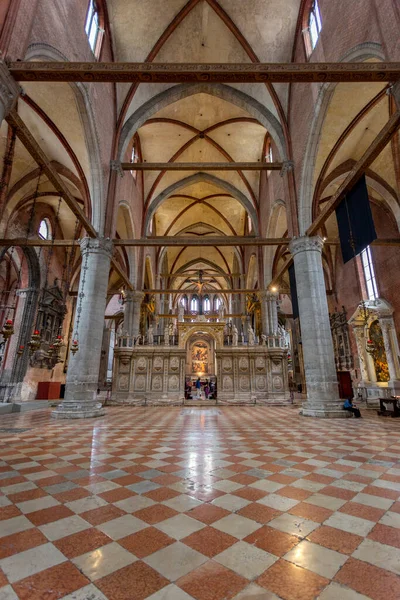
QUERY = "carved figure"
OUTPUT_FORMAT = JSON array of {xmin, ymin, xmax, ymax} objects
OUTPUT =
[
  {"xmin": 147, "ymin": 325, "xmax": 154, "ymax": 345},
  {"xmin": 261, "ymin": 334, "xmax": 267, "ymax": 346},
  {"xmin": 178, "ymin": 303, "xmax": 184, "ymax": 322},
  {"xmin": 218, "ymin": 303, "xmax": 225, "ymax": 321},
  {"xmin": 248, "ymin": 326, "xmax": 255, "ymax": 346},
  {"xmin": 232, "ymin": 325, "xmax": 238, "ymax": 347},
  {"xmin": 164, "ymin": 326, "xmax": 170, "ymax": 346}
]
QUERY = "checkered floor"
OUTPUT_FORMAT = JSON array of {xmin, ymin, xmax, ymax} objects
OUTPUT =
[{"xmin": 0, "ymin": 406, "xmax": 399, "ymax": 600}]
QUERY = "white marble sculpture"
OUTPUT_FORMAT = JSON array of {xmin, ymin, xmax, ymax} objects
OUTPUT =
[
  {"xmin": 148, "ymin": 325, "xmax": 154, "ymax": 345},
  {"xmin": 248, "ymin": 326, "xmax": 255, "ymax": 346},
  {"xmin": 232, "ymin": 324, "xmax": 238, "ymax": 347}
]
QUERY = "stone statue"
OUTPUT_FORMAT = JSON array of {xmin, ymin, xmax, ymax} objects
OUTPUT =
[
  {"xmin": 248, "ymin": 326, "xmax": 255, "ymax": 346},
  {"xmin": 164, "ymin": 326, "xmax": 170, "ymax": 346},
  {"xmin": 261, "ymin": 334, "xmax": 267, "ymax": 346},
  {"xmin": 168, "ymin": 322, "xmax": 174, "ymax": 337},
  {"xmin": 178, "ymin": 303, "xmax": 184, "ymax": 322},
  {"xmin": 147, "ymin": 325, "xmax": 154, "ymax": 345},
  {"xmin": 218, "ymin": 303, "xmax": 225, "ymax": 322},
  {"xmin": 232, "ymin": 324, "xmax": 238, "ymax": 347}
]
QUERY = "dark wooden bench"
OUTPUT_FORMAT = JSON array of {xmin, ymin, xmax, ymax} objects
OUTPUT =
[{"xmin": 377, "ymin": 397, "xmax": 400, "ymax": 418}]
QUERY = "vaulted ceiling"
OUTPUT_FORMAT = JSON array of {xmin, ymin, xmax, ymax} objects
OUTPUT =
[{"xmin": 107, "ymin": 0, "xmax": 302, "ymax": 294}]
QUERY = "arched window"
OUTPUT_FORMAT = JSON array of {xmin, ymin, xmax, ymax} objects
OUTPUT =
[
  {"xmin": 38, "ymin": 218, "xmax": 51, "ymax": 240},
  {"xmin": 265, "ymin": 140, "xmax": 273, "ymax": 163},
  {"xmin": 130, "ymin": 142, "xmax": 138, "ymax": 179},
  {"xmin": 203, "ymin": 296, "xmax": 211, "ymax": 312},
  {"xmin": 190, "ymin": 296, "xmax": 199, "ymax": 312},
  {"xmin": 181, "ymin": 295, "xmax": 188, "ymax": 310},
  {"xmin": 85, "ymin": 0, "xmax": 101, "ymax": 55},
  {"xmin": 309, "ymin": 0, "xmax": 322, "ymax": 50},
  {"xmin": 214, "ymin": 296, "xmax": 221, "ymax": 311},
  {"xmin": 361, "ymin": 246, "xmax": 378, "ymax": 300}
]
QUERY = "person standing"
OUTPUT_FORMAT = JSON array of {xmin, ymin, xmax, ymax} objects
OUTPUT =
[{"xmin": 196, "ymin": 377, "xmax": 201, "ymax": 399}]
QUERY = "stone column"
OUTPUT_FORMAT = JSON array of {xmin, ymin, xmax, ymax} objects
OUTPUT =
[
  {"xmin": 352, "ymin": 324, "xmax": 370, "ymax": 383},
  {"xmin": 289, "ymin": 236, "xmax": 345, "ymax": 417},
  {"xmin": 259, "ymin": 291, "xmax": 278, "ymax": 336},
  {"xmin": 123, "ymin": 291, "xmax": 134, "ymax": 335},
  {"xmin": 380, "ymin": 317, "xmax": 400, "ymax": 391},
  {"xmin": 391, "ymin": 81, "xmax": 400, "ymax": 111},
  {"xmin": 131, "ymin": 291, "xmax": 144, "ymax": 338},
  {"xmin": 52, "ymin": 238, "xmax": 113, "ymax": 419},
  {"xmin": 0, "ymin": 61, "xmax": 20, "ymax": 125}
]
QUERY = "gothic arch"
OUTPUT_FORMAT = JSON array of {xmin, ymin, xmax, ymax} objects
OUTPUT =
[
  {"xmin": 297, "ymin": 42, "xmax": 386, "ymax": 234},
  {"xmin": 24, "ymin": 44, "xmax": 106, "ymax": 233},
  {"xmin": 118, "ymin": 83, "xmax": 287, "ymax": 161},
  {"xmin": 143, "ymin": 173, "xmax": 259, "ymax": 235}
]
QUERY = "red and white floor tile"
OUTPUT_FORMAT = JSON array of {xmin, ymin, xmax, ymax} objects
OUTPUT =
[{"xmin": 0, "ymin": 406, "xmax": 399, "ymax": 599}]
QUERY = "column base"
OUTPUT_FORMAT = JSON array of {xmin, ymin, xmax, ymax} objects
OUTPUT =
[
  {"xmin": 52, "ymin": 400, "xmax": 105, "ymax": 420},
  {"xmin": 301, "ymin": 400, "xmax": 352, "ymax": 418}
]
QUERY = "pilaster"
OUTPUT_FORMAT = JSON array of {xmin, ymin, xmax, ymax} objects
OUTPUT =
[{"xmin": 380, "ymin": 316, "xmax": 400, "ymax": 392}]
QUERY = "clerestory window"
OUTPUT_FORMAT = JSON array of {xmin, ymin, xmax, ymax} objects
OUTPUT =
[
  {"xmin": 361, "ymin": 246, "xmax": 378, "ymax": 301},
  {"xmin": 85, "ymin": 0, "xmax": 100, "ymax": 54},
  {"xmin": 309, "ymin": 0, "xmax": 322, "ymax": 50}
]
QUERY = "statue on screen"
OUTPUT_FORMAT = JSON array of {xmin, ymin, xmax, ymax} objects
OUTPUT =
[
  {"xmin": 248, "ymin": 326, "xmax": 255, "ymax": 346},
  {"xmin": 232, "ymin": 324, "xmax": 238, "ymax": 347}
]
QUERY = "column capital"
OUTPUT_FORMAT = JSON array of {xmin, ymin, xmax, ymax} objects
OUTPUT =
[
  {"xmin": 289, "ymin": 235, "xmax": 324, "ymax": 256},
  {"xmin": 0, "ymin": 60, "xmax": 21, "ymax": 117},
  {"xmin": 280, "ymin": 160, "xmax": 294, "ymax": 177},
  {"xmin": 389, "ymin": 80, "xmax": 400, "ymax": 111},
  {"xmin": 80, "ymin": 237, "xmax": 113, "ymax": 257},
  {"xmin": 132, "ymin": 291, "xmax": 145, "ymax": 303},
  {"xmin": 258, "ymin": 290, "xmax": 278, "ymax": 301}
]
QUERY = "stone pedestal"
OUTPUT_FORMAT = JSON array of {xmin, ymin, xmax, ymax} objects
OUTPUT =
[
  {"xmin": 289, "ymin": 236, "xmax": 347, "ymax": 418},
  {"xmin": 52, "ymin": 238, "xmax": 113, "ymax": 419}
]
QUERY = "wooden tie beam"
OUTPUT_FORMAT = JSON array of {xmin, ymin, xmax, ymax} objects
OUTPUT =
[
  {"xmin": 122, "ymin": 162, "xmax": 283, "ymax": 171},
  {"xmin": 6, "ymin": 109, "xmax": 97, "ymax": 238},
  {"xmin": 4, "ymin": 111, "xmax": 133, "ymax": 290},
  {"xmin": 1, "ymin": 238, "xmax": 399, "ymax": 248},
  {"xmin": 8, "ymin": 62, "xmax": 400, "ymax": 83},
  {"xmin": 145, "ymin": 289, "xmax": 261, "ymax": 294},
  {"xmin": 270, "ymin": 110, "xmax": 400, "ymax": 288},
  {"xmin": 307, "ymin": 110, "xmax": 400, "ymax": 235}
]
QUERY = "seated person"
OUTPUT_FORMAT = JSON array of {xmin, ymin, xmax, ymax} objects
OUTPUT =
[{"xmin": 343, "ymin": 397, "xmax": 361, "ymax": 418}]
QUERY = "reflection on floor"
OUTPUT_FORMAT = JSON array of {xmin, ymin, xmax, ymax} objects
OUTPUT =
[{"xmin": 0, "ymin": 406, "xmax": 399, "ymax": 599}]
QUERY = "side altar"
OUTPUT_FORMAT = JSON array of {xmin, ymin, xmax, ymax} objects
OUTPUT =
[{"xmin": 111, "ymin": 313, "xmax": 290, "ymax": 405}]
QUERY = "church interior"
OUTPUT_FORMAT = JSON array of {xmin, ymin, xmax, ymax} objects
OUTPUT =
[{"xmin": 0, "ymin": 1, "xmax": 399, "ymax": 598}]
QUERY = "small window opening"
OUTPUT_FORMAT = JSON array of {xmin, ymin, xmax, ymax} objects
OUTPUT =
[
  {"xmin": 309, "ymin": 0, "xmax": 322, "ymax": 50},
  {"xmin": 85, "ymin": 0, "xmax": 100, "ymax": 53},
  {"xmin": 38, "ymin": 218, "xmax": 51, "ymax": 240},
  {"xmin": 361, "ymin": 246, "xmax": 378, "ymax": 301}
]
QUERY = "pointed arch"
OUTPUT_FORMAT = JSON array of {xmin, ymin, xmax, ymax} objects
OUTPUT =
[
  {"xmin": 118, "ymin": 83, "xmax": 286, "ymax": 162},
  {"xmin": 143, "ymin": 173, "xmax": 259, "ymax": 235}
]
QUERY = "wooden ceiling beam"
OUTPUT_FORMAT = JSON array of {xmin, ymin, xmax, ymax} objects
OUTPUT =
[
  {"xmin": 121, "ymin": 162, "xmax": 283, "ymax": 171},
  {"xmin": 1, "ymin": 238, "xmax": 399, "ymax": 248},
  {"xmin": 144, "ymin": 289, "xmax": 262, "ymax": 294},
  {"xmin": 8, "ymin": 61, "xmax": 400, "ymax": 83}
]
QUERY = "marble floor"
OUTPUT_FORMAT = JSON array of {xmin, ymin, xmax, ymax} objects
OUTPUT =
[{"xmin": 0, "ymin": 407, "xmax": 399, "ymax": 600}]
